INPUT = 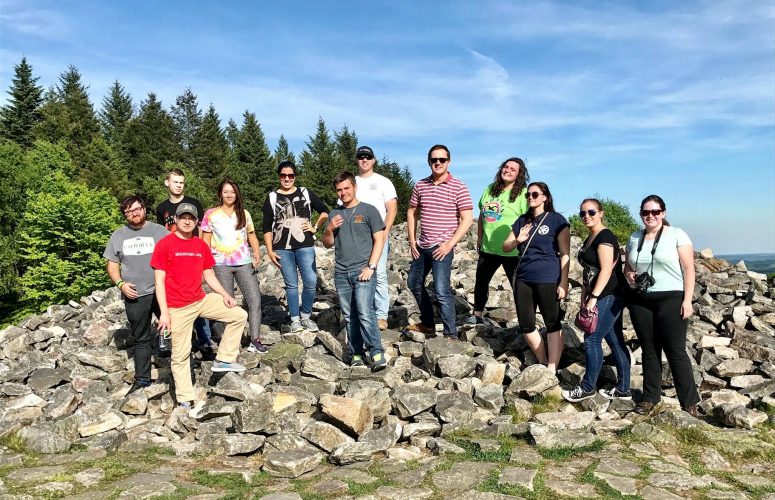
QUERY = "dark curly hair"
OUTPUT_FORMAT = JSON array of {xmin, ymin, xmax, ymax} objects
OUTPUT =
[{"xmin": 490, "ymin": 157, "xmax": 529, "ymax": 202}]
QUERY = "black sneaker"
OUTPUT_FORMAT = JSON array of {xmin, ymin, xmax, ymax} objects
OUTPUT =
[
  {"xmin": 562, "ymin": 385, "xmax": 597, "ymax": 402},
  {"xmin": 465, "ymin": 315, "xmax": 484, "ymax": 325},
  {"xmin": 371, "ymin": 352, "xmax": 388, "ymax": 371},
  {"xmin": 247, "ymin": 339, "xmax": 268, "ymax": 353},
  {"xmin": 127, "ymin": 380, "xmax": 150, "ymax": 395},
  {"xmin": 350, "ymin": 354, "xmax": 365, "ymax": 367},
  {"xmin": 598, "ymin": 387, "xmax": 633, "ymax": 401}
]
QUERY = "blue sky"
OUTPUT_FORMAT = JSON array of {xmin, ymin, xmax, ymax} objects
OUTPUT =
[{"xmin": 2, "ymin": 0, "xmax": 774, "ymax": 254}]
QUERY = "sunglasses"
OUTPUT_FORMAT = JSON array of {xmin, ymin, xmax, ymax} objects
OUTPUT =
[
  {"xmin": 640, "ymin": 209, "xmax": 663, "ymax": 217},
  {"xmin": 357, "ymin": 155, "xmax": 374, "ymax": 161},
  {"xmin": 578, "ymin": 209, "xmax": 598, "ymax": 218},
  {"xmin": 525, "ymin": 191, "xmax": 542, "ymax": 199},
  {"xmin": 279, "ymin": 173, "xmax": 296, "ymax": 179},
  {"xmin": 430, "ymin": 157, "xmax": 449, "ymax": 164}
]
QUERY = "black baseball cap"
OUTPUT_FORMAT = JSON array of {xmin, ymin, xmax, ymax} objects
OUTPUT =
[{"xmin": 356, "ymin": 146, "xmax": 375, "ymax": 158}]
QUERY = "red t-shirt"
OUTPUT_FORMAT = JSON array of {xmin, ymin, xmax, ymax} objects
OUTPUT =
[{"xmin": 150, "ymin": 233, "xmax": 215, "ymax": 308}]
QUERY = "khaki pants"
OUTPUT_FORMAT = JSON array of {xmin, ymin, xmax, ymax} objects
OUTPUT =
[{"xmin": 169, "ymin": 293, "xmax": 247, "ymax": 402}]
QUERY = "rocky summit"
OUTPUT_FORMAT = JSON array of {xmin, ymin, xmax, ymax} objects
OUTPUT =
[{"xmin": 0, "ymin": 223, "xmax": 774, "ymax": 498}]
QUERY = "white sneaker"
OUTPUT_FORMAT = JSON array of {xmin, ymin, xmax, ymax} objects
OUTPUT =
[
  {"xmin": 289, "ymin": 320, "xmax": 303, "ymax": 333},
  {"xmin": 300, "ymin": 318, "xmax": 319, "ymax": 332}
]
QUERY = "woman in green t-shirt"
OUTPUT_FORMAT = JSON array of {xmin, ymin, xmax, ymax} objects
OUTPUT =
[{"xmin": 467, "ymin": 157, "xmax": 530, "ymax": 325}]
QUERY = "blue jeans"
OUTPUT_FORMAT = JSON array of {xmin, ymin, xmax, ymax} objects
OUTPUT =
[
  {"xmin": 375, "ymin": 239, "xmax": 390, "ymax": 320},
  {"xmin": 276, "ymin": 247, "xmax": 317, "ymax": 321},
  {"xmin": 335, "ymin": 271, "xmax": 383, "ymax": 357},
  {"xmin": 580, "ymin": 294, "xmax": 631, "ymax": 393},
  {"xmin": 194, "ymin": 318, "xmax": 212, "ymax": 348},
  {"xmin": 407, "ymin": 246, "xmax": 456, "ymax": 336}
]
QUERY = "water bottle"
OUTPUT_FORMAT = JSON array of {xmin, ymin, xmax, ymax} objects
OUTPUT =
[{"xmin": 158, "ymin": 328, "xmax": 171, "ymax": 353}]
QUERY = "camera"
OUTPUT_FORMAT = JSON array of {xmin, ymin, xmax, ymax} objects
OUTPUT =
[{"xmin": 634, "ymin": 272, "xmax": 655, "ymax": 293}]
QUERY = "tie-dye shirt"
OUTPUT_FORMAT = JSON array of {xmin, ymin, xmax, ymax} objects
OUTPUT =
[{"xmin": 200, "ymin": 207, "xmax": 255, "ymax": 266}]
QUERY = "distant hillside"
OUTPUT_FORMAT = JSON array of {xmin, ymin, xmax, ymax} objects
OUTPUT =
[{"xmin": 717, "ymin": 253, "xmax": 775, "ymax": 275}]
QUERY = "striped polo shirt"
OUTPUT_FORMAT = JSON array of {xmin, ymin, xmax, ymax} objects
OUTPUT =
[{"xmin": 410, "ymin": 172, "xmax": 473, "ymax": 249}]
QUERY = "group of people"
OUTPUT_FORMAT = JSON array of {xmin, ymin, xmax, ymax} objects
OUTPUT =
[{"xmin": 105, "ymin": 143, "xmax": 701, "ymax": 416}]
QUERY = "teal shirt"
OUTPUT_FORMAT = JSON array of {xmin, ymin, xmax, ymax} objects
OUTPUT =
[
  {"xmin": 478, "ymin": 185, "xmax": 528, "ymax": 256},
  {"xmin": 626, "ymin": 226, "xmax": 692, "ymax": 292}
]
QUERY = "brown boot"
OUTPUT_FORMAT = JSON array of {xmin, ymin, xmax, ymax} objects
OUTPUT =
[
  {"xmin": 405, "ymin": 323, "xmax": 435, "ymax": 335},
  {"xmin": 378, "ymin": 319, "xmax": 388, "ymax": 331},
  {"xmin": 633, "ymin": 401, "xmax": 655, "ymax": 416}
]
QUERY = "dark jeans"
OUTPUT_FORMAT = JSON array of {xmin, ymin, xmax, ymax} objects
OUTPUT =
[
  {"xmin": 335, "ymin": 271, "xmax": 383, "ymax": 357},
  {"xmin": 474, "ymin": 251, "xmax": 518, "ymax": 312},
  {"xmin": 580, "ymin": 295, "xmax": 631, "ymax": 393},
  {"xmin": 124, "ymin": 293, "xmax": 160, "ymax": 383},
  {"xmin": 515, "ymin": 280, "xmax": 562, "ymax": 334},
  {"xmin": 628, "ymin": 290, "xmax": 700, "ymax": 408},
  {"xmin": 407, "ymin": 246, "xmax": 456, "ymax": 336}
]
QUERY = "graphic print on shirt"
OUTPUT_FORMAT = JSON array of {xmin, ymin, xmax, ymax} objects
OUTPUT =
[
  {"xmin": 122, "ymin": 237, "xmax": 157, "ymax": 256},
  {"xmin": 537, "ymin": 224, "xmax": 550, "ymax": 235},
  {"xmin": 482, "ymin": 200, "xmax": 502, "ymax": 223},
  {"xmin": 273, "ymin": 195, "xmax": 308, "ymax": 249},
  {"xmin": 160, "ymin": 211, "xmax": 177, "ymax": 233}
]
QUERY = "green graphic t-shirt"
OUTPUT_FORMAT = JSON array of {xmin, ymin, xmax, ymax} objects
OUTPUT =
[{"xmin": 478, "ymin": 185, "xmax": 529, "ymax": 256}]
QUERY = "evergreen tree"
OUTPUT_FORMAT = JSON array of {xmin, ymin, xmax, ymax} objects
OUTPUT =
[
  {"xmin": 334, "ymin": 125, "xmax": 358, "ymax": 172},
  {"xmin": 170, "ymin": 87, "xmax": 202, "ymax": 167},
  {"xmin": 79, "ymin": 137, "xmax": 129, "ymax": 198},
  {"xmin": 299, "ymin": 117, "xmax": 338, "ymax": 206},
  {"xmin": 99, "ymin": 80, "xmax": 133, "ymax": 145},
  {"xmin": 123, "ymin": 93, "xmax": 180, "ymax": 192},
  {"xmin": 56, "ymin": 65, "xmax": 100, "ymax": 154},
  {"xmin": 33, "ymin": 87, "xmax": 68, "ymax": 145},
  {"xmin": 225, "ymin": 118, "xmax": 240, "ymax": 152},
  {"xmin": 230, "ymin": 111, "xmax": 273, "ymax": 219},
  {"xmin": 0, "ymin": 57, "xmax": 44, "ymax": 148},
  {"xmin": 273, "ymin": 134, "xmax": 295, "ymax": 166},
  {"xmin": 375, "ymin": 158, "xmax": 414, "ymax": 225},
  {"xmin": 191, "ymin": 104, "xmax": 228, "ymax": 187}
]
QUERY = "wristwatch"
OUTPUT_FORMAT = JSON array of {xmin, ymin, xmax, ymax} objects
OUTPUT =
[
  {"xmin": 368, "ymin": 263, "xmax": 377, "ymax": 270},
  {"xmin": 590, "ymin": 293, "xmax": 600, "ymax": 299}
]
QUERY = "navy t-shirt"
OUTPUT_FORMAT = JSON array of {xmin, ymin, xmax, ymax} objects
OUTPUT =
[{"xmin": 513, "ymin": 212, "xmax": 569, "ymax": 284}]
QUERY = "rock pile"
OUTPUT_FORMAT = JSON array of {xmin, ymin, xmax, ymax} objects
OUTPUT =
[{"xmin": 1, "ymin": 223, "xmax": 773, "ymax": 477}]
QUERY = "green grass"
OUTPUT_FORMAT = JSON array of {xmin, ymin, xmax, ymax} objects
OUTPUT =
[
  {"xmin": 0, "ymin": 431, "xmax": 28, "ymax": 453},
  {"xmin": 579, "ymin": 461, "xmax": 639, "ymax": 500},
  {"xmin": 531, "ymin": 393, "xmax": 563, "ymax": 414},
  {"xmin": 445, "ymin": 433, "xmax": 527, "ymax": 463},
  {"xmin": 537, "ymin": 440, "xmax": 606, "ymax": 460}
]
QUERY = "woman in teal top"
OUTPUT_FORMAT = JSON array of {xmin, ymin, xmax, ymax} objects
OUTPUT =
[{"xmin": 468, "ymin": 157, "xmax": 529, "ymax": 325}]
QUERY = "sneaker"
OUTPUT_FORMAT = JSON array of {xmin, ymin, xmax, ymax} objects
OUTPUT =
[
  {"xmin": 444, "ymin": 334, "xmax": 461, "ymax": 341},
  {"xmin": 405, "ymin": 323, "xmax": 435, "ymax": 335},
  {"xmin": 246, "ymin": 339, "xmax": 268, "ymax": 353},
  {"xmin": 350, "ymin": 354, "xmax": 365, "ymax": 367},
  {"xmin": 300, "ymin": 318, "xmax": 319, "ymax": 332},
  {"xmin": 378, "ymin": 319, "xmax": 388, "ymax": 331},
  {"xmin": 632, "ymin": 401, "xmax": 655, "ymax": 415},
  {"xmin": 598, "ymin": 388, "xmax": 633, "ymax": 401},
  {"xmin": 211, "ymin": 360, "xmax": 247, "ymax": 372},
  {"xmin": 372, "ymin": 352, "xmax": 388, "ymax": 371},
  {"xmin": 562, "ymin": 385, "xmax": 597, "ymax": 402},
  {"xmin": 127, "ymin": 380, "xmax": 150, "ymax": 395},
  {"xmin": 177, "ymin": 401, "xmax": 192, "ymax": 410},
  {"xmin": 289, "ymin": 320, "xmax": 303, "ymax": 333},
  {"xmin": 465, "ymin": 315, "xmax": 484, "ymax": 325},
  {"xmin": 685, "ymin": 404, "xmax": 703, "ymax": 418}
]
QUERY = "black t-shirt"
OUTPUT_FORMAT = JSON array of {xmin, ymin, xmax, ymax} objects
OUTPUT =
[
  {"xmin": 577, "ymin": 228, "xmax": 623, "ymax": 298},
  {"xmin": 513, "ymin": 211, "xmax": 569, "ymax": 284},
  {"xmin": 262, "ymin": 188, "xmax": 329, "ymax": 250},
  {"xmin": 155, "ymin": 196, "xmax": 204, "ymax": 236}
]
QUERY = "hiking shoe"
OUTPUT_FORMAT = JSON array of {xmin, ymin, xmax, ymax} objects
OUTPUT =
[
  {"xmin": 127, "ymin": 380, "xmax": 151, "ymax": 395},
  {"xmin": 300, "ymin": 318, "xmax": 319, "ymax": 332},
  {"xmin": 350, "ymin": 354, "xmax": 365, "ymax": 367},
  {"xmin": 378, "ymin": 319, "xmax": 388, "ymax": 331},
  {"xmin": 246, "ymin": 339, "xmax": 268, "ymax": 353},
  {"xmin": 465, "ymin": 315, "xmax": 484, "ymax": 325},
  {"xmin": 211, "ymin": 360, "xmax": 247, "ymax": 373},
  {"xmin": 633, "ymin": 401, "xmax": 656, "ymax": 415},
  {"xmin": 598, "ymin": 387, "xmax": 633, "ymax": 401},
  {"xmin": 177, "ymin": 401, "xmax": 192, "ymax": 410},
  {"xmin": 685, "ymin": 404, "xmax": 703, "ymax": 418},
  {"xmin": 562, "ymin": 385, "xmax": 597, "ymax": 402},
  {"xmin": 289, "ymin": 320, "xmax": 303, "ymax": 333},
  {"xmin": 372, "ymin": 352, "xmax": 388, "ymax": 371},
  {"xmin": 405, "ymin": 323, "xmax": 435, "ymax": 335}
]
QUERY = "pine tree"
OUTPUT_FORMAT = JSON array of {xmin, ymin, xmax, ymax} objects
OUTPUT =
[
  {"xmin": 191, "ymin": 104, "xmax": 228, "ymax": 187},
  {"xmin": 225, "ymin": 118, "xmax": 240, "ymax": 152},
  {"xmin": 79, "ymin": 137, "xmax": 129, "ymax": 198},
  {"xmin": 99, "ymin": 80, "xmax": 133, "ymax": 145},
  {"xmin": 33, "ymin": 87, "xmax": 68, "ymax": 145},
  {"xmin": 273, "ymin": 135, "xmax": 295, "ymax": 166},
  {"xmin": 0, "ymin": 57, "xmax": 44, "ymax": 148},
  {"xmin": 299, "ymin": 117, "xmax": 338, "ymax": 206},
  {"xmin": 375, "ymin": 158, "xmax": 414, "ymax": 224},
  {"xmin": 170, "ymin": 87, "xmax": 202, "ymax": 167},
  {"xmin": 230, "ymin": 111, "xmax": 273, "ymax": 218},
  {"xmin": 57, "ymin": 65, "xmax": 100, "ymax": 153},
  {"xmin": 334, "ymin": 125, "xmax": 358, "ymax": 173}
]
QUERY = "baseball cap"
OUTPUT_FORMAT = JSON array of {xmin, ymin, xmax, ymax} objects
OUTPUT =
[
  {"xmin": 356, "ymin": 146, "xmax": 375, "ymax": 158},
  {"xmin": 175, "ymin": 203, "xmax": 198, "ymax": 218}
]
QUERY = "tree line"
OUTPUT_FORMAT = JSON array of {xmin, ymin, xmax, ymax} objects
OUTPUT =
[{"xmin": 0, "ymin": 57, "xmax": 414, "ymax": 324}]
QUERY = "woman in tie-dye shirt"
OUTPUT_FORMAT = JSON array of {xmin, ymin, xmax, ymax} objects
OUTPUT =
[{"xmin": 201, "ymin": 179, "xmax": 266, "ymax": 353}]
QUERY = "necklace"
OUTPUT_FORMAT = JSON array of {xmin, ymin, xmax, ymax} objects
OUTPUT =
[{"xmin": 342, "ymin": 205, "xmax": 357, "ymax": 224}]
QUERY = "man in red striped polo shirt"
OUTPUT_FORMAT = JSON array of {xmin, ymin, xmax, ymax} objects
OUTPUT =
[{"xmin": 406, "ymin": 144, "xmax": 473, "ymax": 340}]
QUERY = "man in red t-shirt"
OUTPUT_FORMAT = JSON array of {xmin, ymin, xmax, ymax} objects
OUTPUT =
[{"xmin": 150, "ymin": 203, "xmax": 248, "ymax": 409}]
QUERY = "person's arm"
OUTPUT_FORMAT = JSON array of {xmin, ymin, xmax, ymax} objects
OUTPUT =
[
  {"xmin": 201, "ymin": 231, "xmax": 212, "ymax": 246},
  {"xmin": 359, "ymin": 230, "xmax": 385, "ymax": 281},
  {"xmin": 154, "ymin": 269, "xmax": 170, "ymax": 331},
  {"xmin": 312, "ymin": 212, "xmax": 329, "ymax": 233},
  {"xmin": 503, "ymin": 222, "xmax": 532, "ymax": 253},
  {"xmin": 624, "ymin": 237, "xmax": 637, "ymax": 285},
  {"xmin": 432, "ymin": 209, "xmax": 473, "ymax": 260},
  {"xmin": 585, "ymin": 244, "xmax": 615, "ymax": 310},
  {"xmin": 263, "ymin": 232, "xmax": 282, "ymax": 268},
  {"xmin": 107, "ymin": 260, "xmax": 139, "ymax": 300},
  {"xmin": 322, "ymin": 213, "xmax": 341, "ymax": 249},
  {"xmin": 678, "ymin": 244, "xmax": 695, "ymax": 319},
  {"xmin": 476, "ymin": 216, "xmax": 483, "ymax": 252},
  {"xmin": 383, "ymin": 198, "xmax": 397, "ymax": 234},
  {"xmin": 407, "ymin": 206, "xmax": 420, "ymax": 259},
  {"xmin": 248, "ymin": 231, "xmax": 260, "ymax": 266},
  {"xmin": 203, "ymin": 268, "xmax": 237, "ymax": 307},
  {"xmin": 557, "ymin": 226, "xmax": 571, "ymax": 300},
  {"xmin": 309, "ymin": 191, "xmax": 330, "ymax": 234}
]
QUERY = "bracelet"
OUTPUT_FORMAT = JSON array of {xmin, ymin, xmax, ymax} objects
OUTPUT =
[{"xmin": 116, "ymin": 280, "xmax": 125, "ymax": 289}]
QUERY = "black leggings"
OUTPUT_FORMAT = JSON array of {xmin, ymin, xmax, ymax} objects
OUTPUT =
[
  {"xmin": 515, "ymin": 280, "xmax": 562, "ymax": 334},
  {"xmin": 474, "ymin": 252, "xmax": 519, "ymax": 312},
  {"xmin": 628, "ymin": 290, "xmax": 700, "ymax": 409}
]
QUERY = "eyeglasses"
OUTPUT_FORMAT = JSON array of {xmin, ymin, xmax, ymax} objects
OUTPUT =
[
  {"xmin": 579, "ymin": 209, "xmax": 598, "ymax": 218},
  {"xmin": 124, "ymin": 206, "xmax": 144, "ymax": 215},
  {"xmin": 357, "ymin": 155, "xmax": 374, "ymax": 161},
  {"xmin": 430, "ymin": 157, "xmax": 449, "ymax": 164},
  {"xmin": 640, "ymin": 209, "xmax": 663, "ymax": 217},
  {"xmin": 525, "ymin": 191, "xmax": 542, "ymax": 199},
  {"xmin": 279, "ymin": 173, "xmax": 296, "ymax": 179}
]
